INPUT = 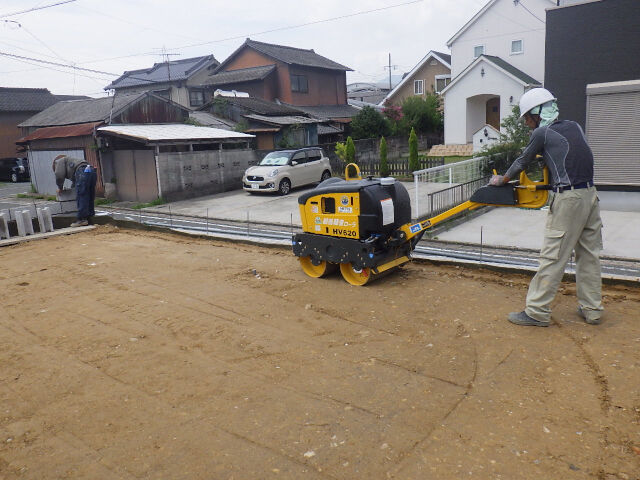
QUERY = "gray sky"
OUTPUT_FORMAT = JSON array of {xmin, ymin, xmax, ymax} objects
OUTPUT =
[{"xmin": 0, "ymin": 0, "xmax": 487, "ymax": 97}]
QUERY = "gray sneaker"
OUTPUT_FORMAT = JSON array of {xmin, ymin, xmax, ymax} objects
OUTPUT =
[
  {"xmin": 577, "ymin": 306, "xmax": 601, "ymax": 325},
  {"xmin": 508, "ymin": 311, "xmax": 550, "ymax": 327},
  {"xmin": 70, "ymin": 219, "xmax": 89, "ymax": 227}
]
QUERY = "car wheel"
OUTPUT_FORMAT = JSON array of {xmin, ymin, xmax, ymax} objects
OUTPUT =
[
  {"xmin": 278, "ymin": 178, "xmax": 291, "ymax": 196},
  {"xmin": 320, "ymin": 170, "xmax": 331, "ymax": 182},
  {"xmin": 10, "ymin": 173, "xmax": 18, "ymax": 183}
]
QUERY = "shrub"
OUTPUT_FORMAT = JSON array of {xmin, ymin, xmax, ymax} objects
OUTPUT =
[
  {"xmin": 476, "ymin": 105, "xmax": 536, "ymax": 176},
  {"xmin": 346, "ymin": 136, "xmax": 356, "ymax": 164},
  {"xmin": 379, "ymin": 136, "xmax": 389, "ymax": 177},
  {"xmin": 350, "ymin": 106, "xmax": 390, "ymax": 140},
  {"xmin": 408, "ymin": 128, "xmax": 420, "ymax": 171}
]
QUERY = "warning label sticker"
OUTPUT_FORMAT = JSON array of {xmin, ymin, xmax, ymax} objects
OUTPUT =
[{"xmin": 380, "ymin": 198, "xmax": 394, "ymax": 225}]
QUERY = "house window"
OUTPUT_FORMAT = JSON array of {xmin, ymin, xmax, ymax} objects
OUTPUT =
[
  {"xmin": 189, "ymin": 90, "xmax": 205, "ymax": 107},
  {"xmin": 435, "ymin": 75, "xmax": 451, "ymax": 93},
  {"xmin": 511, "ymin": 39, "xmax": 523, "ymax": 55},
  {"xmin": 291, "ymin": 74, "xmax": 308, "ymax": 93},
  {"xmin": 474, "ymin": 45, "xmax": 485, "ymax": 58},
  {"xmin": 430, "ymin": 59, "xmax": 438, "ymax": 66},
  {"xmin": 414, "ymin": 79, "xmax": 424, "ymax": 95}
]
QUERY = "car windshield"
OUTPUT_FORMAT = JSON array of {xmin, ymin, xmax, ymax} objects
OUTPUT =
[{"xmin": 260, "ymin": 152, "xmax": 291, "ymax": 166}]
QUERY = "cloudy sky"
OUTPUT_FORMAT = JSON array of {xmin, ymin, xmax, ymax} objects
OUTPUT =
[{"xmin": 0, "ymin": 0, "xmax": 488, "ymax": 97}]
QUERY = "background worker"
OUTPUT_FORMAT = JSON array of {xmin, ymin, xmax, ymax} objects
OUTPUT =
[
  {"xmin": 53, "ymin": 154, "xmax": 97, "ymax": 227},
  {"xmin": 489, "ymin": 88, "xmax": 603, "ymax": 327}
]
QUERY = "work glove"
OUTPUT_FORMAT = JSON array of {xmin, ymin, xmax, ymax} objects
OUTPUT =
[{"xmin": 489, "ymin": 174, "xmax": 506, "ymax": 186}]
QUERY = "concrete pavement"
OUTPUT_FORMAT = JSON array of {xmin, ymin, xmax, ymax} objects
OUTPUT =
[
  {"xmin": 145, "ymin": 185, "xmax": 640, "ymax": 262},
  {"xmin": 436, "ymin": 191, "xmax": 640, "ymax": 259},
  {"xmin": 3, "ymin": 180, "xmax": 639, "ymax": 262}
]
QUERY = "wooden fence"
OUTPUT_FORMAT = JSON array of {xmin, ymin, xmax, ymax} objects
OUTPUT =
[{"xmin": 335, "ymin": 156, "xmax": 445, "ymax": 177}]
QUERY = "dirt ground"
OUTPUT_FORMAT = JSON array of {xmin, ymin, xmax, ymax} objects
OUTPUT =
[{"xmin": 0, "ymin": 226, "xmax": 639, "ymax": 480}]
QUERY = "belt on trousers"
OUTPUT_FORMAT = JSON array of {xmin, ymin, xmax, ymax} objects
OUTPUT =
[{"xmin": 552, "ymin": 181, "xmax": 593, "ymax": 193}]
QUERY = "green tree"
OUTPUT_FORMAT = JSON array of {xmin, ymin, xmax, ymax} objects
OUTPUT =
[
  {"xmin": 408, "ymin": 128, "xmax": 420, "ymax": 171},
  {"xmin": 476, "ymin": 105, "xmax": 536, "ymax": 176},
  {"xmin": 350, "ymin": 106, "xmax": 390, "ymax": 139},
  {"xmin": 346, "ymin": 136, "xmax": 356, "ymax": 164},
  {"xmin": 379, "ymin": 136, "xmax": 389, "ymax": 177},
  {"xmin": 397, "ymin": 93, "xmax": 443, "ymax": 135},
  {"xmin": 335, "ymin": 141, "xmax": 347, "ymax": 161}
]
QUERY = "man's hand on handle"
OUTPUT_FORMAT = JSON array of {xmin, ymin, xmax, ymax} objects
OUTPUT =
[{"xmin": 489, "ymin": 174, "xmax": 507, "ymax": 186}]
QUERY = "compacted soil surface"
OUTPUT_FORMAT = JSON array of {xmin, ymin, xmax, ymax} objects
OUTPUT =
[{"xmin": 1, "ymin": 226, "xmax": 639, "ymax": 480}]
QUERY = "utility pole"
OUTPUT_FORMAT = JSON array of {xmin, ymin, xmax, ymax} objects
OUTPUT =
[
  {"xmin": 384, "ymin": 53, "xmax": 398, "ymax": 91},
  {"xmin": 160, "ymin": 46, "xmax": 180, "ymax": 103}
]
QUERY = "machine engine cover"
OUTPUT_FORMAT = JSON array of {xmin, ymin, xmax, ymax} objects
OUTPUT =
[{"xmin": 469, "ymin": 184, "xmax": 517, "ymax": 205}]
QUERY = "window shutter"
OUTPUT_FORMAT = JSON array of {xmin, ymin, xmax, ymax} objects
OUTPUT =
[{"xmin": 587, "ymin": 88, "xmax": 640, "ymax": 186}]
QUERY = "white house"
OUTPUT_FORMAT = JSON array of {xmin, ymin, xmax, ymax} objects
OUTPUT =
[{"xmin": 441, "ymin": 0, "xmax": 556, "ymax": 147}]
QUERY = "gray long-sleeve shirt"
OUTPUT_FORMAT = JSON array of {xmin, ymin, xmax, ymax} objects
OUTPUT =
[
  {"xmin": 53, "ymin": 156, "xmax": 87, "ymax": 190},
  {"xmin": 505, "ymin": 120, "xmax": 594, "ymax": 187}
]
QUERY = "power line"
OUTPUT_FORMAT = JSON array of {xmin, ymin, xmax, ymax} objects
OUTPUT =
[
  {"xmin": 515, "ymin": 0, "xmax": 545, "ymax": 23},
  {"xmin": 0, "ymin": 0, "xmax": 77, "ymax": 19},
  {"xmin": 77, "ymin": 0, "xmax": 424, "ymax": 65},
  {"xmin": 164, "ymin": 0, "xmax": 424, "ymax": 52}
]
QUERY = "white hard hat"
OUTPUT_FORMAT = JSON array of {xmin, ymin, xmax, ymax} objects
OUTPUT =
[{"xmin": 518, "ymin": 88, "xmax": 556, "ymax": 119}]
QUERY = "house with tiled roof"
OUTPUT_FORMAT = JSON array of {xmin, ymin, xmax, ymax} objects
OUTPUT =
[
  {"xmin": 0, "ymin": 87, "xmax": 87, "ymax": 157},
  {"xmin": 440, "ymin": 0, "xmax": 555, "ymax": 151},
  {"xmin": 380, "ymin": 51, "xmax": 451, "ymax": 107},
  {"xmin": 105, "ymin": 55, "xmax": 219, "ymax": 110},
  {"xmin": 207, "ymin": 39, "xmax": 353, "ymax": 113}
]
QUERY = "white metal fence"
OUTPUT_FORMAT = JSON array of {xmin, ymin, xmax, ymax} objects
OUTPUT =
[{"xmin": 412, "ymin": 156, "xmax": 489, "ymax": 220}]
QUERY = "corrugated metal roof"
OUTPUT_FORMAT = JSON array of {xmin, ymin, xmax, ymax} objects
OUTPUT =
[
  {"xmin": 17, "ymin": 122, "xmax": 102, "ymax": 143},
  {"xmin": 97, "ymin": 124, "xmax": 254, "ymax": 142},
  {"xmin": 204, "ymin": 64, "xmax": 276, "ymax": 86},
  {"xmin": 106, "ymin": 55, "xmax": 218, "ymax": 89},
  {"xmin": 244, "ymin": 114, "xmax": 317, "ymax": 125}
]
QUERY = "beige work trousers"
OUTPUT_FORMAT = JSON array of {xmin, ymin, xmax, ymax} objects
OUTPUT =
[{"xmin": 525, "ymin": 186, "xmax": 603, "ymax": 323}]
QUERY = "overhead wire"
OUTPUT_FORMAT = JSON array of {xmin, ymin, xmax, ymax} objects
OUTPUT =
[
  {"xmin": 0, "ymin": 0, "xmax": 77, "ymax": 19},
  {"xmin": 78, "ymin": 0, "xmax": 425, "ymax": 65},
  {"xmin": 516, "ymin": 0, "xmax": 545, "ymax": 23}
]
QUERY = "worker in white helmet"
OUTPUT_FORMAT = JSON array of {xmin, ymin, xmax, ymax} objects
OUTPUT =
[{"xmin": 489, "ymin": 87, "xmax": 603, "ymax": 327}]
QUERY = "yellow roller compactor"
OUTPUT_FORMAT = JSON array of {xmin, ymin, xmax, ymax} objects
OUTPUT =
[{"xmin": 292, "ymin": 163, "xmax": 549, "ymax": 285}]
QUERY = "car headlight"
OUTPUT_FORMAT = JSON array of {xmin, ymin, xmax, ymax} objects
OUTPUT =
[{"xmin": 267, "ymin": 169, "xmax": 279, "ymax": 178}]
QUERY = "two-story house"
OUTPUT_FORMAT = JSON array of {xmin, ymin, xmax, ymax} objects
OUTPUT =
[
  {"xmin": 379, "ymin": 51, "xmax": 451, "ymax": 107},
  {"xmin": 105, "ymin": 55, "xmax": 220, "ymax": 110},
  {"xmin": 203, "ymin": 39, "xmax": 356, "ymax": 122},
  {"xmin": 441, "ymin": 0, "xmax": 555, "ymax": 148}
]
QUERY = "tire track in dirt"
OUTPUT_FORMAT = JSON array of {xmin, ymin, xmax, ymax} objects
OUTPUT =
[
  {"xmin": 0, "ymin": 306, "xmax": 340, "ymax": 480},
  {"xmin": 387, "ymin": 318, "xmax": 479, "ymax": 478},
  {"xmin": 552, "ymin": 320, "xmax": 612, "ymax": 479},
  {"xmin": 62, "ymin": 257, "xmax": 478, "ymax": 476}
]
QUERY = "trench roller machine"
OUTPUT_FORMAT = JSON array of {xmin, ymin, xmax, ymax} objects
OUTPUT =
[{"xmin": 292, "ymin": 163, "xmax": 549, "ymax": 286}]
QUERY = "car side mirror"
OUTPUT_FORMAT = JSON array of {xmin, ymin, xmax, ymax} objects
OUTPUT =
[{"xmin": 291, "ymin": 161, "xmax": 298, "ymax": 166}]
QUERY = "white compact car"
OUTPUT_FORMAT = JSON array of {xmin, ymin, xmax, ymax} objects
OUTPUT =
[{"xmin": 243, "ymin": 147, "xmax": 332, "ymax": 195}]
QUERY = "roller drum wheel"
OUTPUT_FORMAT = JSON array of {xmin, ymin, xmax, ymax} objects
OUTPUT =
[
  {"xmin": 299, "ymin": 256, "xmax": 338, "ymax": 278},
  {"xmin": 340, "ymin": 262, "xmax": 375, "ymax": 286}
]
